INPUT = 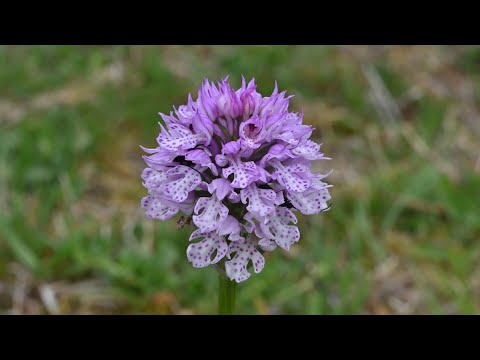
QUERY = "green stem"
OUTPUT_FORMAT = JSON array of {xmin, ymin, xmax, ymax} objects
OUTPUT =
[{"xmin": 218, "ymin": 274, "xmax": 237, "ymax": 315}]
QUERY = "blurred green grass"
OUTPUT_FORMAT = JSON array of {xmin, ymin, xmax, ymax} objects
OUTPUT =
[{"xmin": 0, "ymin": 45, "xmax": 479, "ymax": 314}]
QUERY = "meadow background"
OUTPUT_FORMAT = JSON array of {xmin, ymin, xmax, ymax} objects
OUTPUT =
[{"xmin": 0, "ymin": 45, "xmax": 479, "ymax": 314}]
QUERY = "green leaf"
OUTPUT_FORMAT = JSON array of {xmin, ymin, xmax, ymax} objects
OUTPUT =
[{"xmin": 0, "ymin": 217, "xmax": 39, "ymax": 271}]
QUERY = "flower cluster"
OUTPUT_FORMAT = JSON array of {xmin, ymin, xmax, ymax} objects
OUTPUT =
[{"xmin": 141, "ymin": 77, "xmax": 331, "ymax": 283}]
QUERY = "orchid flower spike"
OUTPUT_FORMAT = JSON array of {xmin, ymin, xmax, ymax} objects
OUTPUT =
[{"xmin": 141, "ymin": 77, "xmax": 332, "ymax": 283}]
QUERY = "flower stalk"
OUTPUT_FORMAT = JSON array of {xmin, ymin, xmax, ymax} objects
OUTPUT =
[{"xmin": 219, "ymin": 273, "xmax": 237, "ymax": 315}]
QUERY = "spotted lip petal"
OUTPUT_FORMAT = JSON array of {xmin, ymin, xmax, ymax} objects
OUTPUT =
[
  {"xmin": 259, "ymin": 207, "xmax": 300, "ymax": 251},
  {"xmin": 187, "ymin": 230, "xmax": 229, "ymax": 268},
  {"xmin": 225, "ymin": 239, "xmax": 265, "ymax": 283},
  {"xmin": 273, "ymin": 122, "xmax": 313, "ymax": 145},
  {"xmin": 286, "ymin": 186, "xmax": 331, "ymax": 215},
  {"xmin": 160, "ymin": 165, "xmax": 202, "ymax": 203},
  {"xmin": 141, "ymin": 167, "xmax": 167, "ymax": 192},
  {"xmin": 222, "ymin": 156, "xmax": 259, "ymax": 189},
  {"xmin": 240, "ymin": 184, "xmax": 276, "ymax": 217},
  {"xmin": 192, "ymin": 194, "xmax": 229, "ymax": 233},
  {"xmin": 270, "ymin": 159, "xmax": 311, "ymax": 193},
  {"xmin": 157, "ymin": 123, "xmax": 206, "ymax": 152},
  {"xmin": 141, "ymin": 194, "xmax": 179, "ymax": 220},
  {"xmin": 291, "ymin": 140, "xmax": 330, "ymax": 160},
  {"xmin": 141, "ymin": 76, "xmax": 332, "ymax": 282}
]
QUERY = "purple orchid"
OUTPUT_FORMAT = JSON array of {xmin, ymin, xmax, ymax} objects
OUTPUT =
[{"xmin": 141, "ymin": 77, "xmax": 332, "ymax": 283}]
